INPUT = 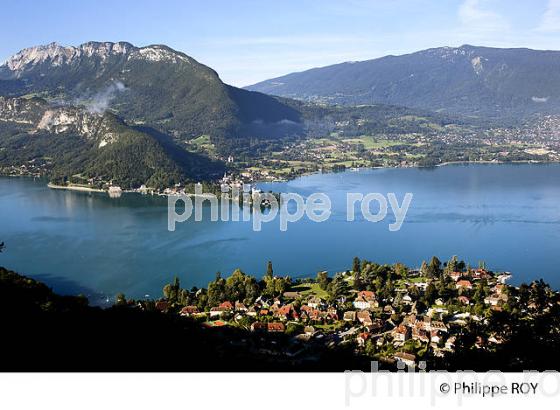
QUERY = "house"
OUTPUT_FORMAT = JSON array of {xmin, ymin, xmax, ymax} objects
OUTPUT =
[
  {"xmin": 234, "ymin": 301, "xmax": 247, "ymax": 312},
  {"xmin": 473, "ymin": 269, "xmax": 491, "ymax": 280},
  {"xmin": 356, "ymin": 311, "xmax": 373, "ymax": 326},
  {"xmin": 411, "ymin": 282, "xmax": 429, "ymax": 291},
  {"xmin": 392, "ymin": 324, "xmax": 411, "ymax": 342},
  {"xmin": 219, "ymin": 301, "xmax": 234, "ymax": 311},
  {"xmin": 456, "ymin": 280, "xmax": 473, "ymax": 290},
  {"xmin": 435, "ymin": 298, "xmax": 444, "ymax": 306},
  {"xmin": 307, "ymin": 297, "xmax": 323, "ymax": 309},
  {"xmin": 394, "ymin": 352, "xmax": 416, "ymax": 367},
  {"xmin": 247, "ymin": 306, "xmax": 257, "ymax": 317},
  {"xmin": 484, "ymin": 293, "xmax": 507, "ymax": 306},
  {"xmin": 429, "ymin": 321, "xmax": 447, "ymax": 332},
  {"xmin": 267, "ymin": 322, "xmax": 286, "ymax": 333},
  {"xmin": 209, "ymin": 307, "xmax": 226, "ymax": 318},
  {"xmin": 448, "ymin": 271, "xmax": 462, "ymax": 281},
  {"xmin": 343, "ymin": 311, "xmax": 357, "ymax": 322},
  {"xmin": 458, "ymin": 296, "xmax": 470, "ymax": 305},
  {"xmin": 275, "ymin": 304, "xmax": 299, "ymax": 321},
  {"xmin": 357, "ymin": 290, "xmax": 375, "ymax": 300},
  {"xmin": 353, "ymin": 291, "xmax": 378, "ymax": 310},
  {"xmin": 304, "ymin": 326, "xmax": 315, "ymax": 336},
  {"xmin": 179, "ymin": 305, "xmax": 199, "ymax": 316},
  {"xmin": 327, "ymin": 306, "xmax": 338, "ymax": 317},
  {"xmin": 412, "ymin": 327, "xmax": 430, "ymax": 343},
  {"xmin": 431, "ymin": 330, "xmax": 443, "ymax": 344}
]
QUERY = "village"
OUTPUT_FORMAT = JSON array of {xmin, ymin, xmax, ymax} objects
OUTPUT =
[{"xmin": 113, "ymin": 255, "xmax": 556, "ymax": 370}]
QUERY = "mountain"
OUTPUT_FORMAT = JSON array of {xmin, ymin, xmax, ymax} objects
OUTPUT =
[
  {"xmin": 0, "ymin": 96, "xmax": 223, "ymax": 188},
  {"xmin": 0, "ymin": 41, "xmax": 308, "ymax": 187},
  {"xmin": 246, "ymin": 45, "xmax": 560, "ymax": 120},
  {"xmin": 0, "ymin": 41, "xmax": 303, "ymax": 149}
]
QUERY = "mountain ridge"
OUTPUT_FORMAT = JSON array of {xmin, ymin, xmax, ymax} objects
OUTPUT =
[
  {"xmin": 245, "ymin": 44, "xmax": 560, "ymax": 120},
  {"xmin": 0, "ymin": 41, "xmax": 303, "ymax": 146}
]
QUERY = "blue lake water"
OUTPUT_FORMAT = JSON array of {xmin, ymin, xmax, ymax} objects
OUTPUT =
[{"xmin": 1, "ymin": 163, "xmax": 559, "ymax": 303}]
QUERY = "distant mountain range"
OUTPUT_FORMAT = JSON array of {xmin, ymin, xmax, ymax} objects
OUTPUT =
[
  {"xmin": 1, "ymin": 41, "xmax": 468, "ymax": 188},
  {"xmin": 5, "ymin": 42, "xmax": 552, "ymax": 188},
  {"xmin": 246, "ymin": 45, "xmax": 560, "ymax": 120}
]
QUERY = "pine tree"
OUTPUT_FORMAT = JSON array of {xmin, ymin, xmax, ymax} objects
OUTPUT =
[
  {"xmin": 266, "ymin": 261, "xmax": 274, "ymax": 278},
  {"xmin": 352, "ymin": 256, "xmax": 361, "ymax": 273}
]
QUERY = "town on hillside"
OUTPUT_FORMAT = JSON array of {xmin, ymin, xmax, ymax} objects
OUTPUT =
[{"xmin": 115, "ymin": 256, "xmax": 560, "ymax": 370}]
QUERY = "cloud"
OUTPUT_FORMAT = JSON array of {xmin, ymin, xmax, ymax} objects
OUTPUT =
[
  {"xmin": 537, "ymin": 0, "xmax": 560, "ymax": 32},
  {"xmin": 458, "ymin": 0, "xmax": 509, "ymax": 31},
  {"xmin": 76, "ymin": 81, "xmax": 127, "ymax": 114}
]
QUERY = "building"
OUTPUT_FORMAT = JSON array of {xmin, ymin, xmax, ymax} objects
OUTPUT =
[
  {"xmin": 456, "ymin": 280, "xmax": 473, "ymax": 290},
  {"xmin": 353, "ymin": 291, "xmax": 378, "ymax": 310},
  {"xmin": 357, "ymin": 311, "xmax": 373, "ymax": 326},
  {"xmin": 307, "ymin": 296, "xmax": 323, "ymax": 309},
  {"xmin": 392, "ymin": 324, "xmax": 411, "ymax": 342},
  {"xmin": 343, "ymin": 311, "xmax": 357, "ymax": 322},
  {"xmin": 179, "ymin": 306, "xmax": 199, "ymax": 316}
]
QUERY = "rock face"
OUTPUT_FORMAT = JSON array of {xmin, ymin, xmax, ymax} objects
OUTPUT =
[
  {"xmin": 0, "ymin": 96, "xmax": 46, "ymax": 125},
  {"xmin": 0, "ymin": 96, "xmax": 114, "ymax": 146},
  {"xmin": 245, "ymin": 44, "xmax": 560, "ymax": 120},
  {"xmin": 2, "ymin": 42, "xmax": 190, "ymax": 77}
]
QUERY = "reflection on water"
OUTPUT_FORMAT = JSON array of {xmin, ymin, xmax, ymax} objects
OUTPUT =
[{"xmin": 1, "ymin": 163, "xmax": 560, "ymax": 302}]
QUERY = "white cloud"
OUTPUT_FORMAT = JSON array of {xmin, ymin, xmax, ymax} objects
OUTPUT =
[
  {"xmin": 458, "ymin": 0, "xmax": 509, "ymax": 31},
  {"xmin": 537, "ymin": 0, "xmax": 560, "ymax": 32}
]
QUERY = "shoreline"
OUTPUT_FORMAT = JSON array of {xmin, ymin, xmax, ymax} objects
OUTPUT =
[
  {"xmin": 2, "ymin": 159, "xmax": 557, "ymax": 198},
  {"xmin": 257, "ymin": 159, "xmax": 555, "ymax": 185},
  {"xmin": 47, "ymin": 182, "xmax": 106, "ymax": 193}
]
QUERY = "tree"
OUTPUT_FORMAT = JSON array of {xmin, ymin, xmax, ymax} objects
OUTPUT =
[
  {"xmin": 316, "ymin": 271, "xmax": 329, "ymax": 290},
  {"xmin": 424, "ymin": 283, "xmax": 438, "ymax": 306},
  {"xmin": 447, "ymin": 255, "xmax": 459, "ymax": 273},
  {"xmin": 427, "ymin": 256, "xmax": 442, "ymax": 278},
  {"xmin": 266, "ymin": 261, "xmax": 274, "ymax": 278},
  {"xmin": 394, "ymin": 262, "xmax": 408, "ymax": 279},
  {"xmin": 473, "ymin": 279, "xmax": 488, "ymax": 304},
  {"xmin": 420, "ymin": 261, "xmax": 429, "ymax": 277},
  {"xmin": 328, "ymin": 273, "xmax": 350, "ymax": 301},
  {"xmin": 352, "ymin": 257, "xmax": 361, "ymax": 273},
  {"xmin": 115, "ymin": 293, "xmax": 127, "ymax": 306},
  {"xmin": 163, "ymin": 276, "xmax": 181, "ymax": 303},
  {"xmin": 353, "ymin": 270, "xmax": 364, "ymax": 291},
  {"xmin": 0, "ymin": 242, "xmax": 4, "ymax": 253}
]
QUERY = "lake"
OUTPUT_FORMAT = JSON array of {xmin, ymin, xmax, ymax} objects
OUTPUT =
[{"xmin": 1, "ymin": 163, "xmax": 559, "ymax": 304}]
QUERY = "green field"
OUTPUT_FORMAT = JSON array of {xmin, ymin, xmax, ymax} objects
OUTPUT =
[{"xmin": 290, "ymin": 282, "xmax": 329, "ymax": 299}]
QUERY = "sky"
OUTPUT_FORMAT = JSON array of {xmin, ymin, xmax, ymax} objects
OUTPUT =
[{"xmin": 1, "ymin": 0, "xmax": 560, "ymax": 86}]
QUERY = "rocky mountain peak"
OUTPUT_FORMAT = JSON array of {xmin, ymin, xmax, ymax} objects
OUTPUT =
[{"xmin": 1, "ymin": 41, "xmax": 191, "ymax": 78}]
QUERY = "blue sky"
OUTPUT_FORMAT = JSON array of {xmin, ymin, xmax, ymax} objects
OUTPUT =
[{"xmin": 1, "ymin": 0, "xmax": 560, "ymax": 86}]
